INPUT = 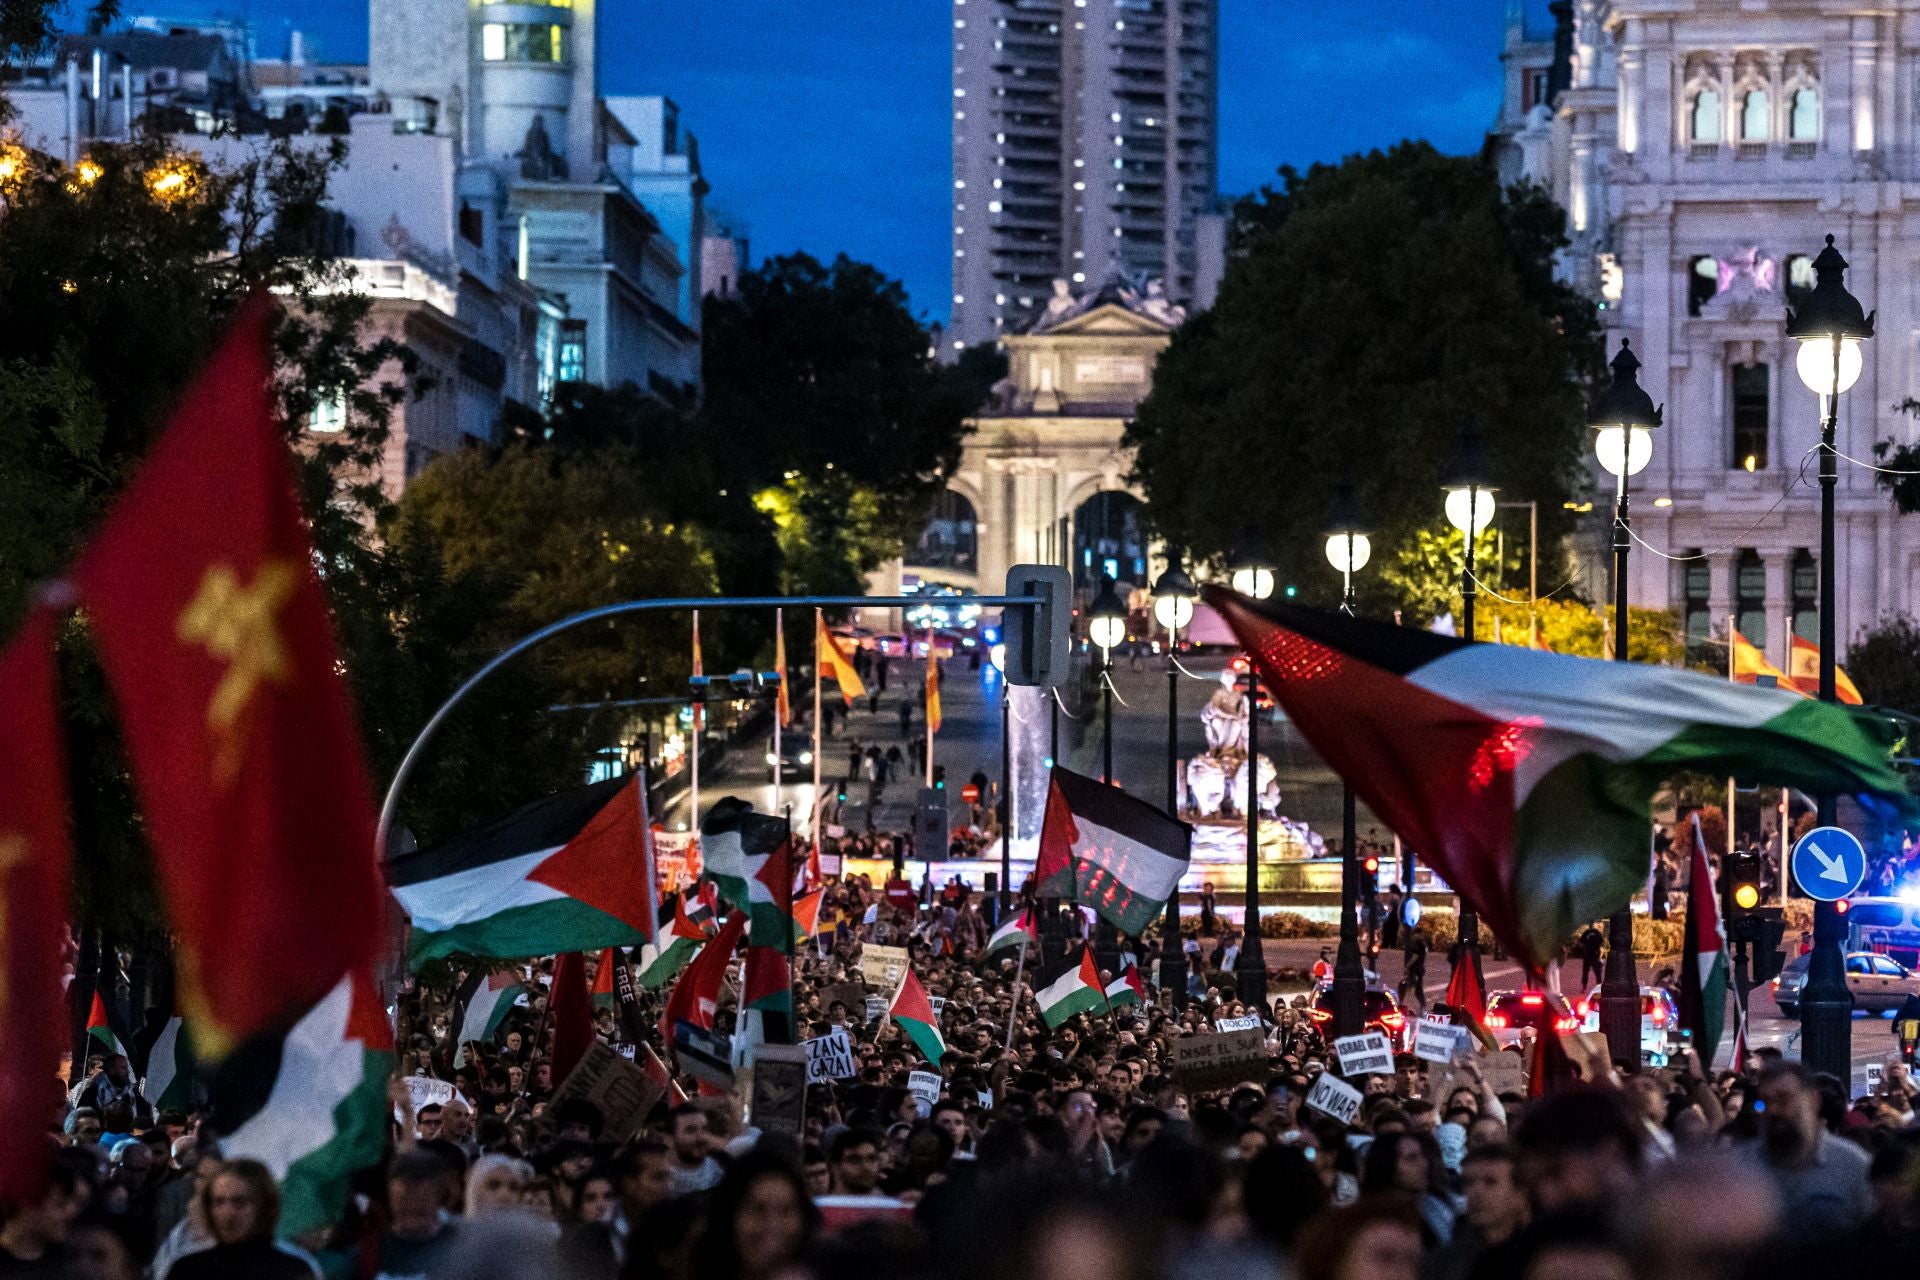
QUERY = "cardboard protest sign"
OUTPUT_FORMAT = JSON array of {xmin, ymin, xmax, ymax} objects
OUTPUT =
[
  {"xmin": 1304, "ymin": 1071, "xmax": 1363, "ymax": 1125},
  {"xmin": 1215, "ymin": 1014, "xmax": 1263, "ymax": 1033},
  {"xmin": 1865, "ymin": 1062, "xmax": 1887, "ymax": 1093},
  {"xmin": 864, "ymin": 995, "xmax": 889, "ymax": 1025},
  {"xmin": 396, "ymin": 1075, "xmax": 455, "ymax": 1126},
  {"xmin": 550, "ymin": 1042, "xmax": 665, "ymax": 1140},
  {"xmin": 907, "ymin": 1069, "xmax": 942, "ymax": 1117},
  {"xmin": 1333, "ymin": 1032, "xmax": 1395, "ymax": 1078},
  {"xmin": 1169, "ymin": 1029, "xmax": 1269, "ymax": 1093},
  {"xmin": 819, "ymin": 982, "xmax": 867, "ymax": 1017},
  {"xmin": 1413, "ymin": 1020, "xmax": 1471, "ymax": 1065},
  {"xmin": 805, "ymin": 1028, "xmax": 858, "ymax": 1084},
  {"xmin": 749, "ymin": 1043, "xmax": 808, "ymax": 1140},
  {"xmin": 860, "ymin": 944, "xmax": 909, "ymax": 988},
  {"xmin": 1483, "ymin": 1051, "xmax": 1527, "ymax": 1097}
]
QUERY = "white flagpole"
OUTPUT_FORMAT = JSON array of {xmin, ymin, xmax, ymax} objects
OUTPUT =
[
  {"xmin": 813, "ymin": 609, "xmax": 824, "ymax": 847},
  {"xmin": 773, "ymin": 607, "xmax": 784, "ymax": 813},
  {"xmin": 691, "ymin": 609, "xmax": 702, "ymax": 839},
  {"xmin": 638, "ymin": 767, "xmax": 660, "ymax": 935},
  {"xmin": 1004, "ymin": 930, "xmax": 1029, "ymax": 1053}
]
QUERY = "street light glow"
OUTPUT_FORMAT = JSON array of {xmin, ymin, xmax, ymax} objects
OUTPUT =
[
  {"xmin": 1324, "ymin": 531, "xmax": 1371, "ymax": 574},
  {"xmin": 1594, "ymin": 424, "xmax": 1654, "ymax": 478},
  {"xmin": 1443, "ymin": 487, "xmax": 1495, "ymax": 536},
  {"xmin": 1794, "ymin": 334, "xmax": 1864, "ymax": 397}
]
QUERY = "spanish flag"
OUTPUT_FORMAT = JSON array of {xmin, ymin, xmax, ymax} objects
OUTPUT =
[
  {"xmin": 1731, "ymin": 626, "xmax": 1797, "ymax": 692},
  {"xmin": 925, "ymin": 630, "xmax": 942, "ymax": 735},
  {"xmin": 774, "ymin": 610, "xmax": 791, "ymax": 728},
  {"xmin": 1788, "ymin": 633, "xmax": 1864, "ymax": 705},
  {"xmin": 69, "ymin": 296, "xmax": 383, "ymax": 1057},
  {"xmin": 814, "ymin": 612, "xmax": 866, "ymax": 705}
]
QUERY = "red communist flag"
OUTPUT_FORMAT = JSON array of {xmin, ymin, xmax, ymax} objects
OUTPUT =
[
  {"xmin": 549, "ymin": 952, "xmax": 596, "ymax": 1083},
  {"xmin": 0, "ymin": 613, "xmax": 72, "ymax": 1202},
  {"xmin": 69, "ymin": 295, "xmax": 383, "ymax": 1056}
]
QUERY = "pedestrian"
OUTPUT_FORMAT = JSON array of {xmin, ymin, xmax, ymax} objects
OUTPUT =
[
  {"xmin": 898, "ymin": 698, "xmax": 913, "ymax": 738},
  {"xmin": 848, "ymin": 739, "xmax": 863, "ymax": 780},
  {"xmin": 885, "ymin": 745, "xmax": 903, "ymax": 781},
  {"xmin": 1577, "ymin": 923, "xmax": 1604, "ymax": 987},
  {"xmin": 1382, "ymin": 888, "xmax": 1403, "ymax": 951},
  {"xmin": 1399, "ymin": 927, "xmax": 1428, "ymax": 1010},
  {"xmin": 162, "ymin": 1158, "xmax": 321, "ymax": 1280},
  {"xmin": 1199, "ymin": 881, "xmax": 1218, "ymax": 936}
]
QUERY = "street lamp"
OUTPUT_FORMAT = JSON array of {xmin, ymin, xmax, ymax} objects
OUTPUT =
[
  {"xmin": 1443, "ymin": 431, "xmax": 1497, "ymax": 984},
  {"xmin": 1786, "ymin": 234, "xmax": 1874, "ymax": 1081},
  {"xmin": 1153, "ymin": 559, "xmax": 1200, "ymax": 1007},
  {"xmin": 1228, "ymin": 537, "xmax": 1274, "ymax": 1008},
  {"xmin": 1325, "ymin": 483, "xmax": 1369, "ymax": 1038},
  {"xmin": 1590, "ymin": 336, "xmax": 1663, "ymax": 1065},
  {"xmin": 1089, "ymin": 577, "xmax": 1127, "ymax": 787}
]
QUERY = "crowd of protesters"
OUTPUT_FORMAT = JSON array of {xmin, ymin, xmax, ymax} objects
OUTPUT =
[{"xmin": 15, "ymin": 868, "xmax": 1920, "ymax": 1280}]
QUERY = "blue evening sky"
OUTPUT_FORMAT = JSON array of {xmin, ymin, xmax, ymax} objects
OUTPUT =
[{"xmin": 152, "ymin": 0, "xmax": 1550, "ymax": 323}]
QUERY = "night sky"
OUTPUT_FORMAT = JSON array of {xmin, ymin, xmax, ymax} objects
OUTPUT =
[{"xmin": 167, "ymin": 0, "xmax": 1550, "ymax": 323}]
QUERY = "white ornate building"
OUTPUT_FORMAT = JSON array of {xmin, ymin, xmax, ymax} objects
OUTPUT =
[{"xmin": 1489, "ymin": 0, "xmax": 1920, "ymax": 661}]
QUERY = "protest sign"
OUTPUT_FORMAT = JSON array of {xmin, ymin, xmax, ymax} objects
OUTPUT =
[
  {"xmin": 1215, "ymin": 1014, "xmax": 1263, "ymax": 1033},
  {"xmin": 1483, "ymin": 1051, "xmax": 1527, "ymax": 1097},
  {"xmin": 395, "ymin": 1075, "xmax": 455, "ymax": 1126},
  {"xmin": 673, "ymin": 1020, "xmax": 735, "ymax": 1090},
  {"xmin": 929, "ymin": 996, "xmax": 947, "ymax": 1018},
  {"xmin": 550, "ymin": 1042, "xmax": 664, "ymax": 1141},
  {"xmin": 907, "ymin": 1069, "xmax": 942, "ymax": 1117},
  {"xmin": 652, "ymin": 829, "xmax": 701, "ymax": 894},
  {"xmin": 748, "ymin": 1043, "xmax": 807, "ymax": 1140},
  {"xmin": 805, "ymin": 1027, "xmax": 858, "ymax": 1084},
  {"xmin": 1865, "ymin": 1062, "xmax": 1886, "ymax": 1093},
  {"xmin": 1412, "ymin": 1020, "xmax": 1470, "ymax": 1065},
  {"xmin": 819, "ymin": 982, "xmax": 867, "ymax": 1018},
  {"xmin": 1169, "ymin": 1029, "xmax": 1269, "ymax": 1093},
  {"xmin": 1304, "ymin": 1071, "xmax": 1363, "ymax": 1125},
  {"xmin": 861, "ymin": 944, "xmax": 909, "ymax": 988},
  {"xmin": 864, "ymin": 995, "xmax": 889, "ymax": 1025},
  {"xmin": 1333, "ymin": 1032, "xmax": 1395, "ymax": 1078}
]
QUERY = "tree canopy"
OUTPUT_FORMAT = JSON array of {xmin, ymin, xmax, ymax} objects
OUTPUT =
[{"xmin": 1126, "ymin": 143, "xmax": 1603, "ymax": 616}]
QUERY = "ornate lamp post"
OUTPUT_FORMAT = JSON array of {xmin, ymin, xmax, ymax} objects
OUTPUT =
[
  {"xmin": 1229, "ymin": 535, "xmax": 1276, "ymax": 1007},
  {"xmin": 1443, "ymin": 430, "xmax": 1497, "ymax": 982},
  {"xmin": 1786, "ymin": 234, "xmax": 1873, "ymax": 1080},
  {"xmin": 1088, "ymin": 578, "xmax": 1127, "ymax": 787},
  {"xmin": 1324, "ymin": 484, "xmax": 1372, "ymax": 1037},
  {"xmin": 1591, "ymin": 338, "xmax": 1663, "ymax": 1063},
  {"xmin": 1152, "ymin": 559, "xmax": 1199, "ymax": 1007}
]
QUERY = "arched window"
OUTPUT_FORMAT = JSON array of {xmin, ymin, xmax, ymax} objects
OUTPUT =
[
  {"xmin": 1741, "ymin": 89, "xmax": 1770, "ymax": 141},
  {"xmin": 1690, "ymin": 88, "xmax": 1723, "ymax": 143},
  {"xmin": 1790, "ymin": 86, "xmax": 1820, "ymax": 140}
]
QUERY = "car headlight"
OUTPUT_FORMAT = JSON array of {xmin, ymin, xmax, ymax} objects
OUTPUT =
[
  {"xmin": 799, "ymin": 751, "xmax": 813, "ymax": 764},
  {"xmin": 765, "ymin": 752, "xmax": 779, "ymax": 766}
]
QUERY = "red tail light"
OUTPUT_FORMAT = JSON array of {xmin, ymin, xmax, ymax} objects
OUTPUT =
[
  {"xmin": 1651, "ymin": 1009, "xmax": 1668, "ymax": 1026},
  {"xmin": 1485, "ymin": 1012, "xmax": 1508, "ymax": 1029},
  {"xmin": 1308, "ymin": 1007, "xmax": 1332, "ymax": 1023},
  {"xmin": 1554, "ymin": 1016, "xmax": 1578, "ymax": 1032},
  {"xmin": 1574, "ymin": 998, "xmax": 1590, "ymax": 1017},
  {"xmin": 1519, "ymin": 993, "xmax": 1543, "ymax": 1006},
  {"xmin": 1378, "ymin": 1011, "xmax": 1405, "ymax": 1030}
]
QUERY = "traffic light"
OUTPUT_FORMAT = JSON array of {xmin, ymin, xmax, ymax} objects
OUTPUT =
[
  {"xmin": 1361, "ymin": 854, "xmax": 1380, "ymax": 901},
  {"xmin": 1001, "ymin": 565, "xmax": 1072, "ymax": 687},
  {"xmin": 1751, "ymin": 910, "xmax": 1787, "ymax": 982},
  {"xmin": 932, "ymin": 764, "xmax": 947, "ymax": 790},
  {"xmin": 1723, "ymin": 849, "xmax": 1762, "ymax": 921},
  {"xmin": 913, "ymin": 786, "xmax": 949, "ymax": 858},
  {"xmin": 836, "ymin": 781, "xmax": 849, "ymax": 805}
]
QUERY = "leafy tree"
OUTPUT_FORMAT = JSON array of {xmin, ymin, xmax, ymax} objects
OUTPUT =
[
  {"xmin": 1847, "ymin": 615, "xmax": 1920, "ymax": 720},
  {"xmin": 1127, "ymin": 143, "xmax": 1602, "ymax": 616}
]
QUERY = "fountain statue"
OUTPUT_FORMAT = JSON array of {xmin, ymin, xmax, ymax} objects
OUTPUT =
[{"xmin": 1183, "ymin": 669, "xmax": 1324, "ymax": 859}]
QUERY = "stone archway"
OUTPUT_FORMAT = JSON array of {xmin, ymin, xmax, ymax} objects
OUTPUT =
[
  {"xmin": 904, "ymin": 486, "xmax": 980, "ymax": 577},
  {"xmin": 1071, "ymin": 489, "xmax": 1149, "ymax": 592}
]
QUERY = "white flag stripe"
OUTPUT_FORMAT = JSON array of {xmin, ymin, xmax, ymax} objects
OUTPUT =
[
  {"xmin": 1071, "ymin": 816, "xmax": 1185, "ymax": 901},
  {"xmin": 389, "ymin": 848, "xmax": 564, "ymax": 930},
  {"xmin": 1036, "ymin": 965, "xmax": 1093, "ymax": 1010},
  {"xmin": 224, "ymin": 978, "xmax": 363, "ymax": 1179}
]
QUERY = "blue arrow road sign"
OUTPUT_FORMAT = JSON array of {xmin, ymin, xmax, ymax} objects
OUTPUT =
[{"xmin": 1791, "ymin": 826, "xmax": 1867, "ymax": 902}]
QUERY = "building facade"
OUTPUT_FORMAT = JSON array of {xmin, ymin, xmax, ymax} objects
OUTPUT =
[
  {"xmin": 1490, "ymin": 0, "xmax": 1920, "ymax": 662},
  {"xmin": 879, "ymin": 277, "xmax": 1179, "ymax": 609},
  {"xmin": 949, "ymin": 0, "xmax": 1218, "ymax": 350}
]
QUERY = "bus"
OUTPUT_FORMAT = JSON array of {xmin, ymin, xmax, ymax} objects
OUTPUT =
[{"xmin": 1844, "ymin": 896, "xmax": 1920, "ymax": 969}]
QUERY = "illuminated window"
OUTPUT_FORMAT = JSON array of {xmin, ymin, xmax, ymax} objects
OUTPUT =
[
  {"xmin": 1731, "ymin": 363, "xmax": 1769, "ymax": 471},
  {"xmin": 1741, "ymin": 89, "xmax": 1769, "ymax": 141},
  {"xmin": 308, "ymin": 391, "xmax": 347, "ymax": 433},
  {"xmin": 1790, "ymin": 86, "xmax": 1820, "ymax": 140},
  {"xmin": 558, "ymin": 320, "xmax": 586, "ymax": 384},
  {"xmin": 481, "ymin": 23, "xmax": 567, "ymax": 63},
  {"xmin": 1690, "ymin": 88, "xmax": 1722, "ymax": 143}
]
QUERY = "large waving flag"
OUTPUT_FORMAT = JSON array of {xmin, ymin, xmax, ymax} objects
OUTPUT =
[
  {"xmin": 1787, "ymin": 633, "xmax": 1864, "ymax": 704},
  {"xmin": 1105, "ymin": 965, "xmax": 1146, "ymax": 1009},
  {"xmin": 1206, "ymin": 587, "xmax": 1911, "ymax": 969},
  {"xmin": 816, "ymin": 613, "xmax": 867, "ymax": 705},
  {"xmin": 1731, "ymin": 626, "xmax": 1797, "ymax": 694},
  {"xmin": 0, "ymin": 613, "xmax": 72, "ymax": 1202},
  {"xmin": 1035, "ymin": 767, "xmax": 1192, "ymax": 935},
  {"xmin": 70, "ymin": 297, "xmax": 383, "ymax": 1056},
  {"xmin": 388, "ymin": 776, "xmax": 656, "ymax": 965},
  {"xmin": 700, "ymin": 798, "xmax": 793, "ymax": 946},
  {"xmin": 142, "ymin": 1012, "xmax": 195, "ymax": 1113},
  {"xmin": 213, "ymin": 971, "xmax": 393, "ymax": 1239},
  {"xmin": 1678, "ymin": 813, "xmax": 1729, "ymax": 1066},
  {"xmin": 984, "ymin": 906, "xmax": 1038, "ymax": 958},
  {"xmin": 661, "ymin": 911, "xmax": 747, "ymax": 1047}
]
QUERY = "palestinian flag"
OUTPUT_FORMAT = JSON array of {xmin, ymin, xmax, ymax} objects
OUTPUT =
[
  {"xmin": 142, "ymin": 1014, "xmax": 194, "ymax": 1112},
  {"xmin": 1206, "ymin": 588, "xmax": 1912, "ymax": 968},
  {"xmin": 590, "ymin": 948, "xmax": 621, "ymax": 1008},
  {"xmin": 453, "ymin": 969, "xmax": 527, "ymax": 1065},
  {"xmin": 984, "ymin": 907, "xmax": 1038, "ymax": 957},
  {"xmin": 638, "ymin": 892, "xmax": 710, "ymax": 990},
  {"xmin": 660, "ymin": 912, "xmax": 746, "ymax": 1047},
  {"xmin": 1035, "ymin": 946, "xmax": 1107, "ymax": 1029},
  {"xmin": 793, "ymin": 888, "xmax": 825, "ymax": 941},
  {"xmin": 1105, "ymin": 964, "xmax": 1146, "ymax": 1009},
  {"xmin": 213, "ymin": 971, "xmax": 393, "ymax": 1239},
  {"xmin": 1678, "ymin": 813, "xmax": 1729, "ymax": 1067},
  {"xmin": 1444, "ymin": 952, "xmax": 1497, "ymax": 1052},
  {"xmin": 85, "ymin": 992, "xmax": 127, "ymax": 1060},
  {"xmin": 700, "ymin": 799, "xmax": 793, "ymax": 950},
  {"xmin": 889, "ymin": 967, "xmax": 945, "ymax": 1065},
  {"xmin": 388, "ymin": 776, "xmax": 656, "ymax": 965},
  {"xmin": 1035, "ymin": 767, "xmax": 1192, "ymax": 935},
  {"xmin": 816, "ymin": 612, "xmax": 867, "ymax": 705}
]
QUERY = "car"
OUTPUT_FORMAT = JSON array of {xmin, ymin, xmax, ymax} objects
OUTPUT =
[
  {"xmin": 1577, "ymin": 985, "xmax": 1680, "ymax": 1063},
  {"xmin": 763, "ymin": 737, "xmax": 815, "ymax": 778},
  {"xmin": 1483, "ymin": 990, "xmax": 1580, "ymax": 1050},
  {"xmin": 1307, "ymin": 985, "xmax": 1410, "ymax": 1049},
  {"xmin": 1774, "ymin": 950, "xmax": 1920, "ymax": 1016}
]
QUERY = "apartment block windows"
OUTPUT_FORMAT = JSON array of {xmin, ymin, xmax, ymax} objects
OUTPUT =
[
  {"xmin": 1741, "ymin": 89, "xmax": 1770, "ymax": 141},
  {"xmin": 1690, "ymin": 87, "xmax": 1723, "ymax": 143},
  {"xmin": 1736, "ymin": 549, "xmax": 1767, "ymax": 650},
  {"xmin": 482, "ymin": 23, "xmax": 568, "ymax": 63},
  {"xmin": 1731, "ymin": 363, "xmax": 1769, "ymax": 472},
  {"xmin": 1789, "ymin": 86, "xmax": 1820, "ymax": 140},
  {"xmin": 558, "ymin": 320, "xmax": 586, "ymax": 384}
]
